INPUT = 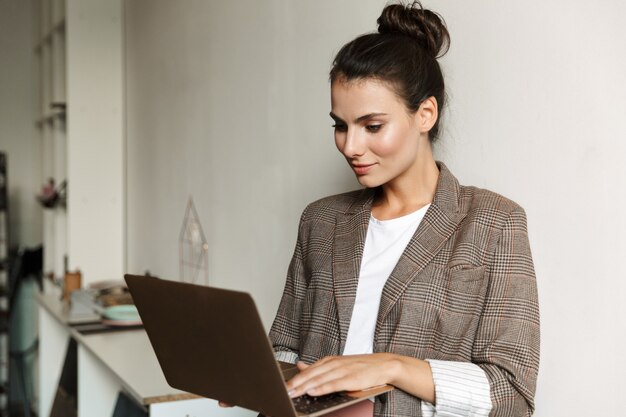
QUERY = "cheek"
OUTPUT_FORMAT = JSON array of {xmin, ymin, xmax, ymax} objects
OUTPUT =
[{"xmin": 370, "ymin": 127, "xmax": 412, "ymax": 158}]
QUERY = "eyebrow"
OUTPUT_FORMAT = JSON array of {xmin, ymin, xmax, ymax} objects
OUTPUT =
[{"xmin": 329, "ymin": 112, "xmax": 388, "ymax": 123}]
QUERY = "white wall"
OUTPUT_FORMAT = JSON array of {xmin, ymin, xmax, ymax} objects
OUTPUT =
[
  {"xmin": 124, "ymin": 1, "xmax": 626, "ymax": 415},
  {"xmin": 0, "ymin": 0, "xmax": 42, "ymax": 248},
  {"xmin": 429, "ymin": 3, "xmax": 626, "ymax": 416},
  {"xmin": 125, "ymin": 0, "xmax": 375, "ymax": 325}
]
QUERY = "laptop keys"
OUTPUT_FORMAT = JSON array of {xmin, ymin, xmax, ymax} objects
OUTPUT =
[{"xmin": 291, "ymin": 392, "xmax": 354, "ymax": 414}]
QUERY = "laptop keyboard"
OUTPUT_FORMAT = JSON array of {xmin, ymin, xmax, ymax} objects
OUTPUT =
[{"xmin": 292, "ymin": 392, "xmax": 354, "ymax": 415}]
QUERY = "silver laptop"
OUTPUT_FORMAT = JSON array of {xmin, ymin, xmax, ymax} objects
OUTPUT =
[{"xmin": 124, "ymin": 274, "xmax": 392, "ymax": 417}]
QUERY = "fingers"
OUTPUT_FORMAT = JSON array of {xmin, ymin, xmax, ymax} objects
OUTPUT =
[
  {"xmin": 287, "ymin": 357, "xmax": 349, "ymax": 398},
  {"xmin": 301, "ymin": 374, "xmax": 349, "ymax": 397},
  {"xmin": 218, "ymin": 401, "xmax": 233, "ymax": 408},
  {"xmin": 287, "ymin": 354, "xmax": 393, "ymax": 398}
]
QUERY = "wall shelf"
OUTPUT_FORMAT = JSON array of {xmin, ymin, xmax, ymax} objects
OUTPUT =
[
  {"xmin": 35, "ymin": 113, "xmax": 65, "ymax": 128},
  {"xmin": 35, "ymin": 20, "xmax": 65, "ymax": 52}
]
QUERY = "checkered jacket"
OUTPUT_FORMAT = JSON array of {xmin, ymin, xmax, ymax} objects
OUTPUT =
[{"xmin": 269, "ymin": 162, "xmax": 540, "ymax": 417}]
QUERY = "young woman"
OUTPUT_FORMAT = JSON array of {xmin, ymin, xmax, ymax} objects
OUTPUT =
[{"xmin": 268, "ymin": 2, "xmax": 540, "ymax": 416}]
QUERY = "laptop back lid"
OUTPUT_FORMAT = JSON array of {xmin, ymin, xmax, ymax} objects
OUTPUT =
[{"xmin": 124, "ymin": 274, "xmax": 296, "ymax": 417}]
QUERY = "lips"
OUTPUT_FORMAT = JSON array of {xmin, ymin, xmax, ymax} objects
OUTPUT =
[{"xmin": 351, "ymin": 163, "xmax": 376, "ymax": 175}]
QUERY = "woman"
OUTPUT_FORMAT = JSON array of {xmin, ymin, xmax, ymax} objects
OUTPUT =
[{"xmin": 269, "ymin": 2, "xmax": 539, "ymax": 416}]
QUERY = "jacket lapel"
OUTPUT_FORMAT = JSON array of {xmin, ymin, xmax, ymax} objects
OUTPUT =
[
  {"xmin": 332, "ymin": 189, "xmax": 375, "ymax": 353},
  {"xmin": 376, "ymin": 162, "xmax": 467, "ymax": 327}
]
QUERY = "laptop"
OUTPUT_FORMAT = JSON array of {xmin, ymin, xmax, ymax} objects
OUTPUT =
[{"xmin": 124, "ymin": 274, "xmax": 392, "ymax": 417}]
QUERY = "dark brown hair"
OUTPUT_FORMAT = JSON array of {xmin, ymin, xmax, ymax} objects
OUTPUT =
[{"xmin": 330, "ymin": 1, "xmax": 450, "ymax": 141}]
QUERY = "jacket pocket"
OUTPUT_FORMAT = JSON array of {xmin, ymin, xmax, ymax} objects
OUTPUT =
[
  {"xmin": 423, "ymin": 264, "xmax": 488, "ymax": 315},
  {"xmin": 448, "ymin": 264, "xmax": 487, "ymax": 282},
  {"xmin": 419, "ymin": 264, "xmax": 488, "ymax": 357}
]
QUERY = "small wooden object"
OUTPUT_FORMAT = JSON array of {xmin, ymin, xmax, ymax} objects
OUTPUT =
[{"xmin": 64, "ymin": 270, "xmax": 82, "ymax": 301}]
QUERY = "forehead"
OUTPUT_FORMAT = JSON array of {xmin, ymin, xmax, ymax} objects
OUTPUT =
[{"xmin": 330, "ymin": 78, "xmax": 407, "ymax": 115}]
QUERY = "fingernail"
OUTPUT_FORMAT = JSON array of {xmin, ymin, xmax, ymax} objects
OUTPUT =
[{"xmin": 288, "ymin": 390, "xmax": 295, "ymax": 398}]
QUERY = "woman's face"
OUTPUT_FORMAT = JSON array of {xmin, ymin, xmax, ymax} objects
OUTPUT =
[{"xmin": 330, "ymin": 78, "xmax": 429, "ymax": 189}]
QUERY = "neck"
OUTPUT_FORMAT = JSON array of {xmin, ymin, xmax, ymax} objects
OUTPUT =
[{"xmin": 373, "ymin": 144, "xmax": 439, "ymax": 219}]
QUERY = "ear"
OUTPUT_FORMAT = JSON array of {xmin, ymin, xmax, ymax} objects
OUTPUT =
[{"xmin": 414, "ymin": 96, "xmax": 439, "ymax": 133}]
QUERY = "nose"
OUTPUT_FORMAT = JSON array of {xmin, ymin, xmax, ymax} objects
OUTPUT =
[{"xmin": 339, "ymin": 128, "xmax": 366, "ymax": 158}]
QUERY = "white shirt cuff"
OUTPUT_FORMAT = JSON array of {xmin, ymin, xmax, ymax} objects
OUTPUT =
[
  {"xmin": 421, "ymin": 360, "xmax": 492, "ymax": 417},
  {"xmin": 274, "ymin": 350, "xmax": 299, "ymax": 364}
]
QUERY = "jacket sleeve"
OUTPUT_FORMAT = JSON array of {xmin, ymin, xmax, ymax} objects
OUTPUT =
[
  {"xmin": 473, "ymin": 207, "xmax": 540, "ymax": 416},
  {"xmin": 269, "ymin": 207, "xmax": 310, "ymax": 364}
]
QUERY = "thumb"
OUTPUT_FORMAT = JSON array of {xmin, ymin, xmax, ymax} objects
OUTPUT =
[{"xmin": 296, "ymin": 361, "xmax": 309, "ymax": 370}]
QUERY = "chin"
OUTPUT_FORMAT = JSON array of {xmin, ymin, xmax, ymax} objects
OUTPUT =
[{"xmin": 355, "ymin": 175, "xmax": 383, "ymax": 189}]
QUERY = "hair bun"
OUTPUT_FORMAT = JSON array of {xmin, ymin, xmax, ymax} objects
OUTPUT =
[{"xmin": 377, "ymin": 1, "xmax": 450, "ymax": 59}]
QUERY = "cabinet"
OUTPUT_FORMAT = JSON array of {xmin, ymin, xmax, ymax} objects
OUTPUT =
[{"xmin": 34, "ymin": 1, "xmax": 125, "ymax": 415}]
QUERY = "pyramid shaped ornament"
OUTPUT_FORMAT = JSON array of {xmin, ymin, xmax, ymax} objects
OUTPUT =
[{"xmin": 179, "ymin": 197, "xmax": 209, "ymax": 285}]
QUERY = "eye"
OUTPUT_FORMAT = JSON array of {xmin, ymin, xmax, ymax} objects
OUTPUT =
[
  {"xmin": 365, "ymin": 124, "xmax": 382, "ymax": 133},
  {"xmin": 332, "ymin": 123, "xmax": 347, "ymax": 133}
]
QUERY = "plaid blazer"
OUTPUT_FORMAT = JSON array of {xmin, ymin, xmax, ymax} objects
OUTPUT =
[{"xmin": 269, "ymin": 162, "xmax": 540, "ymax": 417}]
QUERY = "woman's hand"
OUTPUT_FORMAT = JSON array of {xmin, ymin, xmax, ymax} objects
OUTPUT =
[
  {"xmin": 286, "ymin": 353, "xmax": 435, "ymax": 404},
  {"xmin": 285, "ymin": 354, "xmax": 397, "ymax": 398}
]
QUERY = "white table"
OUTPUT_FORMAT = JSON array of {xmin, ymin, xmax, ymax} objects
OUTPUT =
[{"xmin": 37, "ymin": 293, "xmax": 256, "ymax": 417}]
